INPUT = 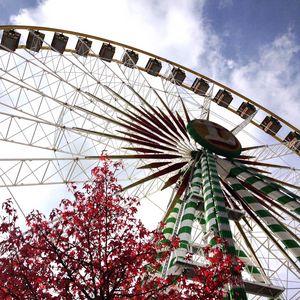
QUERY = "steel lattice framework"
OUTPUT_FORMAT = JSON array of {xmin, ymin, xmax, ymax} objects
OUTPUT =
[{"xmin": 0, "ymin": 25, "xmax": 299, "ymax": 299}]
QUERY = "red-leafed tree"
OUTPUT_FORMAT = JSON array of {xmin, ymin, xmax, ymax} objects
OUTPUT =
[{"xmin": 0, "ymin": 158, "xmax": 244, "ymax": 299}]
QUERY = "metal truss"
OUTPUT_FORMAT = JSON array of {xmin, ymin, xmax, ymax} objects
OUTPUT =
[{"xmin": 0, "ymin": 26, "xmax": 299, "ymax": 300}]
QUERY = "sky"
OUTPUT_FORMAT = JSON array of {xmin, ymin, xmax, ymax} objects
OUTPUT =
[
  {"xmin": 0, "ymin": 0, "xmax": 299, "ymax": 127},
  {"xmin": 0, "ymin": 0, "xmax": 299, "ymax": 223}
]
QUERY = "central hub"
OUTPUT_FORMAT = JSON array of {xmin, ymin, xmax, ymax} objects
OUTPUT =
[{"xmin": 187, "ymin": 119, "xmax": 242, "ymax": 158}]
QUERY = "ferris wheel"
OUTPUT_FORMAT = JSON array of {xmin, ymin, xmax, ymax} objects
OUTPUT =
[{"xmin": 0, "ymin": 25, "xmax": 299, "ymax": 299}]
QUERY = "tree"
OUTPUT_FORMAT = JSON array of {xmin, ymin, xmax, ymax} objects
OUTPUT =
[{"xmin": 0, "ymin": 158, "xmax": 244, "ymax": 299}]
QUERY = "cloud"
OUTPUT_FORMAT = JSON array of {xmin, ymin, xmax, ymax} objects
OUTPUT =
[
  {"xmin": 9, "ymin": 0, "xmax": 237, "ymax": 86},
  {"xmin": 228, "ymin": 31, "xmax": 300, "ymax": 127},
  {"xmin": 10, "ymin": 0, "xmax": 210, "ymax": 68}
]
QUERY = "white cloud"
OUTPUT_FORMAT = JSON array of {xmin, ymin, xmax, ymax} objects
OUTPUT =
[
  {"xmin": 228, "ymin": 31, "xmax": 300, "ymax": 127},
  {"xmin": 10, "ymin": 0, "xmax": 210, "ymax": 68},
  {"xmin": 9, "ymin": 0, "xmax": 237, "ymax": 85}
]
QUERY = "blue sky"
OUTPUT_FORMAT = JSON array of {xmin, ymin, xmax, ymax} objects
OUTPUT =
[
  {"xmin": 0, "ymin": 0, "xmax": 38, "ymax": 23},
  {"xmin": 204, "ymin": 0, "xmax": 300, "ymax": 63}
]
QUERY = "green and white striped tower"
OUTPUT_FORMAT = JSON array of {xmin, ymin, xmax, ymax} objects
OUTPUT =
[
  {"xmin": 159, "ymin": 118, "xmax": 293, "ymax": 299},
  {"xmin": 167, "ymin": 159, "xmax": 202, "ymax": 275},
  {"xmin": 201, "ymin": 150, "xmax": 247, "ymax": 299},
  {"xmin": 163, "ymin": 150, "xmax": 247, "ymax": 299}
]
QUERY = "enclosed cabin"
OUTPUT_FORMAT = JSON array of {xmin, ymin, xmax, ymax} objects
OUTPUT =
[
  {"xmin": 51, "ymin": 32, "xmax": 69, "ymax": 54},
  {"xmin": 170, "ymin": 67, "xmax": 186, "ymax": 85},
  {"xmin": 145, "ymin": 58, "xmax": 162, "ymax": 76},
  {"xmin": 75, "ymin": 37, "xmax": 92, "ymax": 57},
  {"xmin": 260, "ymin": 116, "xmax": 282, "ymax": 135},
  {"xmin": 213, "ymin": 89, "xmax": 233, "ymax": 108},
  {"xmin": 237, "ymin": 102, "xmax": 256, "ymax": 119},
  {"xmin": 191, "ymin": 78, "xmax": 209, "ymax": 96},
  {"xmin": 0, "ymin": 29, "xmax": 21, "ymax": 51},
  {"xmin": 122, "ymin": 50, "xmax": 139, "ymax": 68},
  {"xmin": 99, "ymin": 43, "xmax": 115, "ymax": 62},
  {"xmin": 284, "ymin": 131, "xmax": 300, "ymax": 153},
  {"xmin": 26, "ymin": 31, "xmax": 45, "ymax": 52}
]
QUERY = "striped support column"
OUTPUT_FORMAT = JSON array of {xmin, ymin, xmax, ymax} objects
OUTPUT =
[
  {"xmin": 201, "ymin": 153, "xmax": 218, "ymax": 239},
  {"xmin": 229, "ymin": 165, "xmax": 300, "ymax": 216},
  {"xmin": 202, "ymin": 151, "xmax": 235, "ymax": 252},
  {"xmin": 162, "ymin": 201, "xmax": 182, "ymax": 241},
  {"xmin": 202, "ymin": 150, "xmax": 247, "ymax": 300},
  {"xmin": 261, "ymin": 175, "xmax": 300, "ymax": 202},
  {"xmin": 167, "ymin": 162, "xmax": 202, "ymax": 275},
  {"xmin": 160, "ymin": 200, "xmax": 182, "ymax": 276},
  {"xmin": 227, "ymin": 176, "xmax": 300, "ymax": 261}
]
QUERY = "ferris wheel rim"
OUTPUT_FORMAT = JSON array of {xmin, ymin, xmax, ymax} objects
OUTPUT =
[
  {"xmin": 0, "ymin": 24, "xmax": 297, "ymax": 194},
  {"xmin": 0, "ymin": 24, "xmax": 298, "ymax": 141}
]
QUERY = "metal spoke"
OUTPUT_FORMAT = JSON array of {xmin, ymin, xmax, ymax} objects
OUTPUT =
[{"xmin": 0, "ymin": 26, "xmax": 299, "ymax": 299}]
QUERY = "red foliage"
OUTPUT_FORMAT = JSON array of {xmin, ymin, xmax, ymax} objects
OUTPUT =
[{"xmin": 0, "ymin": 158, "xmax": 243, "ymax": 299}]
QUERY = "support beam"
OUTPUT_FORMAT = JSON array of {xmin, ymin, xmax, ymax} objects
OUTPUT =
[{"xmin": 243, "ymin": 280, "xmax": 284, "ymax": 298}]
